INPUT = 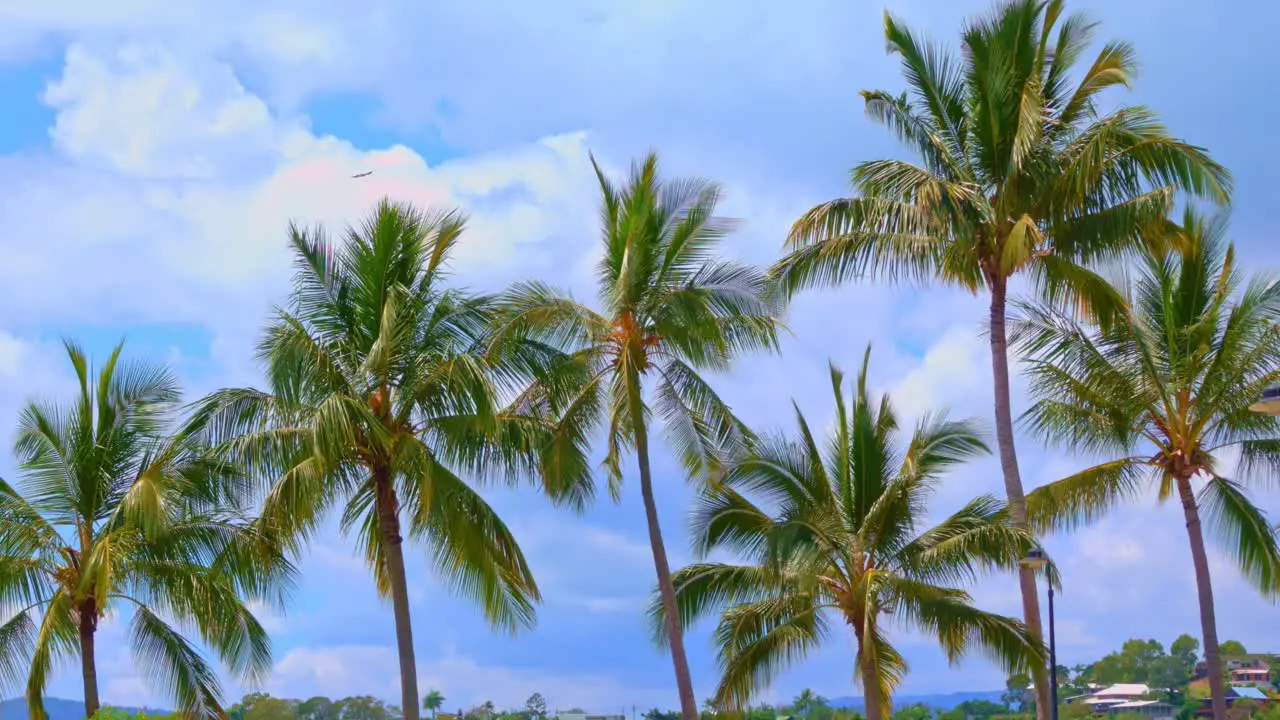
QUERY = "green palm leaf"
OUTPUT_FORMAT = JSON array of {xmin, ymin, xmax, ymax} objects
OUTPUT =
[
  {"xmin": 0, "ymin": 344, "xmax": 284, "ymax": 719},
  {"xmin": 656, "ymin": 350, "xmax": 1041, "ymax": 718},
  {"xmin": 189, "ymin": 198, "xmax": 572, "ymax": 720},
  {"xmin": 1017, "ymin": 210, "xmax": 1280, "ymax": 720},
  {"xmin": 489, "ymin": 152, "xmax": 783, "ymax": 720}
]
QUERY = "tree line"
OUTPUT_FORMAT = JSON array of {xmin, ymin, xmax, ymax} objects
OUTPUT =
[{"xmin": 3, "ymin": 2, "xmax": 1279, "ymax": 720}]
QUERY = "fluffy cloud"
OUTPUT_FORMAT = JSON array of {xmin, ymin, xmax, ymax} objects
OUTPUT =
[
  {"xmin": 0, "ymin": 43, "xmax": 599, "ymax": 338},
  {"xmin": 271, "ymin": 645, "xmax": 668, "ymax": 710}
]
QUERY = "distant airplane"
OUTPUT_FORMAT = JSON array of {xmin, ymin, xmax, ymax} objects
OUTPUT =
[{"xmin": 351, "ymin": 171, "xmax": 373, "ymax": 178}]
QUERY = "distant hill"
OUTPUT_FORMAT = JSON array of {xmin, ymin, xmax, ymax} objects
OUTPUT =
[
  {"xmin": 829, "ymin": 690, "xmax": 1006, "ymax": 712},
  {"xmin": 0, "ymin": 698, "xmax": 170, "ymax": 720}
]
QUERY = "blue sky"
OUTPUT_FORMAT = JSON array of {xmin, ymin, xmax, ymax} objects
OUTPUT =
[{"xmin": 1, "ymin": 0, "xmax": 1279, "ymax": 713}]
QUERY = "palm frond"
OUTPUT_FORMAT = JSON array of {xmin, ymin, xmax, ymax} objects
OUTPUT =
[
  {"xmin": 130, "ymin": 605, "xmax": 225, "ymax": 719},
  {"xmin": 400, "ymin": 440, "xmax": 540, "ymax": 632},
  {"xmin": 1198, "ymin": 477, "xmax": 1280, "ymax": 597},
  {"xmin": 712, "ymin": 596, "xmax": 829, "ymax": 712},
  {"xmin": 1024, "ymin": 459, "xmax": 1148, "ymax": 534}
]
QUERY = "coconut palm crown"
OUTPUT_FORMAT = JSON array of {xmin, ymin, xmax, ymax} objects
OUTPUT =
[
  {"xmin": 187, "ymin": 199, "xmax": 575, "ymax": 720},
  {"xmin": 0, "ymin": 342, "xmax": 289, "ymax": 720},
  {"xmin": 1016, "ymin": 209, "xmax": 1280, "ymax": 720},
  {"xmin": 654, "ymin": 350, "xmax": 1043, "ymax": 720},
  {"xmin": 491, "ymin": 152, "xmax": 784, "ymax": 720}
]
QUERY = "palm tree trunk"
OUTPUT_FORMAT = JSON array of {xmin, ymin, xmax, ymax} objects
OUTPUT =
[
  {"xmin": 1176, "ymin": 474, "xmax": 1226, "ymax": 720},
  {"xmin": 627, "ymin": 376, "xmax": 698, "ymax": 720},
  {"xmin": 374, "ymin": 467, "xmax": 421, "ymax": 720},
  {"xmin": 988, "ymin": 279, "xmax": 1051, "ymax": 720},
  {"xmin": 852, "ymin": 616, "xmax": 885, "ymax": 720},
  {"xmin": 79, "ymin": 598, "xmax": 100, "ymax": 719}
]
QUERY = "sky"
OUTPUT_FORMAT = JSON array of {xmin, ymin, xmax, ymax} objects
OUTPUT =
[{"xmin": 1, "ymin": 0, "xmax": 1279, "ymax": 714}]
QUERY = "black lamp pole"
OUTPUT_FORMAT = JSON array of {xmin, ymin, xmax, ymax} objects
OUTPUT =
[
  {"xmin": 1047, "ymin": 574, "xmax": 1058, "ymax": 720},
  {"xmin": 1023, "ymin": 548, "xmax": 1059, "ymax": 720}
]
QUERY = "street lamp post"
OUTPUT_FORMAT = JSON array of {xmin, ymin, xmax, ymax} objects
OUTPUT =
[{"xmin": 1022, "ymin": 548, "xmax": 1058, "ymax": 720}]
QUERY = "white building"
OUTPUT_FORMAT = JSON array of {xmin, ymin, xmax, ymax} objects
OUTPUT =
[
  {"xmin": 1065, "ymin": 683, "xmax": 1156, "ymax": 715},
  {"xmin": 558, "ymin": 714, "xmax": 625, "ymax": 720},
  {"xmin": 1106, "ymin": 700, "xmax": 1174, "ymax": 720}
]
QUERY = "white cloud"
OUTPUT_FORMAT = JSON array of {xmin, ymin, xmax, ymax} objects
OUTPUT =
[
  {"xmin": 889, "ymin": 325, "xmax": 989, "ymax": 422},
  {"xmin": 45, "ymin": 45, "xmax": 282, "ymax": 179},
  {"xmin": 271, "ymin": 645, "xmax": 666, "ymax": 711},
  {"xmin": 103, "ymin": 675, "xmax": 153, "ymax": 708},
  {"xmin": 246, "ymin": 600, "xmax": 288, "ymax": 634},
  {"xmin": 0, "ymin": 43, "xmax": 599, "ymax": 338},
  {"xmin": 574, "ymin": 595, "xmax": 647, "ymax": 614}
]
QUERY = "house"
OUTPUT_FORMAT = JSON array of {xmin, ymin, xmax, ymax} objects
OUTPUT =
[
  {"xmin": 559, "ymin": 713, "xmax": 626, "ymax": 720},
  {"xmin": 1231, "ymin": 666, "xmax": 1270, "ymax": 684},
  {"xmin": 1194, "ymin": 686, "xmax": 1273, "ymax": 718},
  {"xmin": 1196, "ymin": 655, "xmax": 1275, "ymax": 680},
  {"xmin": 1066, "ymin": 684, "xmax": 1154, "ymax": 714},
  {"xmin": 1105, "ymin": 700, "xmax": 1175, "ymax": 720}
]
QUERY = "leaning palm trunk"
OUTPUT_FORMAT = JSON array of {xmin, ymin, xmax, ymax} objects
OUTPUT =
[
  {"xmin": 635, "ymin": 413, "xmax": 698, "ymax": 718},
  {"xmin": 989, "ymin": 280, "xmax": 1052, "ymax": 718},
  {"xmin": 1176, "ymin": 475, "xmax": 1226, "ymax": 720},
  {"xmin": 491, "ymin": 153, "xmax": 781, "ymax": 720},
  {"xmin": 629, "ymin": 379, "xmax": 698, "ymax": 719},
  {"xmin": 375, "ymin": 468, "xmax": 420, "ymax": 720}
]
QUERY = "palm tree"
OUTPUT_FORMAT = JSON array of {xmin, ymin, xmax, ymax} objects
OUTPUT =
[
  {"xmin": 0, "ymin": 342, "xmax": 287, "ymax": 719},
  {"xmin": 491, "ymin": 152, "xmax": 783, "ymax": 720},
  {"xmin": 189, "ymin": 199, "xmax": 566, "ymax": 720},
  {"xmin": 425, "ymin": 691, "xmax": 446, "ymax": 720},
  {"xmin": 1015, "ymin": 210, "xmax": 1280, "ymax": 720},
  {"xmin": 791, "ymin": 690, "xmax": 828, "ymax": 719},
  {"xmin": 655, "ymin": 350, "xmax": 1043, "ymax": 720},
  {"xmin": 771, "ymin": 3, "xmax": 1230, "ymax": 714}
]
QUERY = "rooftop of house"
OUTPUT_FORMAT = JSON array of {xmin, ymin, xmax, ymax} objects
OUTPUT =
[
  {"xmin": 1111, "ymin": 700, "xmax": 1172, "ymax": 709},
  {"xmin": 1095, "ymin": 684, "xmax": 1153, "ymax": 697},
  {"xmin": 1231, "ymin": 687, "xmax": 1269, "ymax": 700}
]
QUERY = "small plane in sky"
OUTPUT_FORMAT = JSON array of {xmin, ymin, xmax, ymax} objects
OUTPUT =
[{"xmin": 351, "ymin": 171, "xmax": 373, "ymax": 178}]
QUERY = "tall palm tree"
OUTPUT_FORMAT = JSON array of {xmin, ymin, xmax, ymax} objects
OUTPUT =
[
  {"xmin": 424, "ymin": 691, "xmax": 446, "ymax": 720},
  {"xmin": 655, "ymin": 350, "xmax": 1042, "ymax": 720},
  {"xmin": 491, "ymin": 152, "xmax": 783, "ymax": 720},
  {"xmin": 189, "ymin": 199, "xmax": 567, "ymax": 720},
  {"xmin": 791, "ymin": 690, "xmax": 828, "ymax": 719},
  {"xmin": 1015, "ymin": 210, "xmax": 1280, "ymax": 720},
  {"xmin": 0, "ymin": 342, "xmax": 287, "ymax": 720},
  {"xmin": 771, "ymin": 3, "xmax": 1230, "ymax": 714}
]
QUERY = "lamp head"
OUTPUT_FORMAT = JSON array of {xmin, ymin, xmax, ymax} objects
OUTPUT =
[
  {"xmin": 1248, "ymin": 386, "xmax": 1280, "ymax": 416},
  {"xmin": 1021, "ymin": 547, "xmax": 1049, "ymax": 570}
]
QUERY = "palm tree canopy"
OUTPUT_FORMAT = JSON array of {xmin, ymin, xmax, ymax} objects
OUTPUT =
[
  {"xmin": 774, "ymin": 0, "xmax": 1230, "ymax": 320},
  {"xmin": 492, "ymin": 152, "xmax": 783, "ymax": 492},
  {"xmin": 188, "ymin": 198, "xmax": 563, "ymax": 632},
  {"xmin": 424, "ymin": 690, "xmax": 446, "ymax": 711},
  {"xmin": 652, "ymin": 349, "xmax": 1042, "ymax": 712},
  {"xmin": 0, "ymin": 341, "xmax": 289, "ymax": 719},
  {"xmin": 1016, "ymin": 208, "xmax": 1280, "ymax": 593},
  {"xmin": 791, "ymin": 689, "xmax": 829, "ymax": 716}
]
